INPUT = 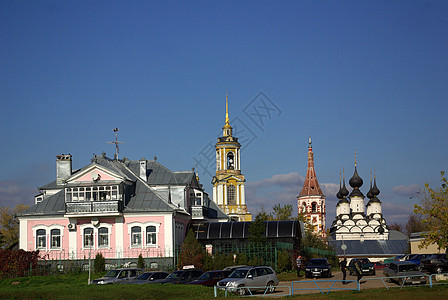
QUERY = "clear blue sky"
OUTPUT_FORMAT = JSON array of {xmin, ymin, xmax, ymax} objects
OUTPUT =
[{"xmin": 1, "ymin": 1, "xmax": 447, "ymax": 226}]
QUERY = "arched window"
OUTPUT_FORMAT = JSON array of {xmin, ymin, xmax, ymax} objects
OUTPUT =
[
  {"xmin": 36, "ymin": 229, "xmax": 46, "ymax": 249},
  {"xmin": 98, "ymin": 227, "xmax": 109, "ymax": 247},
  {"xmin": 131, "ymin": 226, "xmax": 142, "ymax": 247},
  {"xmin": 227, "ymin": 185, "xmax": 236, "ymax": 205},
  {"xmin": 227, "ymin": 152, "xmax": 235, "ymax": 170},
  {"xmin": 50, "ymin": 229, "xmax": 61, "ymax": 249},
  {"xmin": 84, "ymin": 228, "xmax": 94, "ymax": 248},
  {"xmin": 302, "ymin": 202, "xmax": 307, "ymax": 213},
  {"xmin": 146, "ymin": 226, "xmax": 157, "ymax": 245},
  {"xmin": 311, "ymin": 202, "xmax": 317, "ymax": 213}
]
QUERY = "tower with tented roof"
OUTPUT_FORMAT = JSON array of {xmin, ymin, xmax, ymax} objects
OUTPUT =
[{"xmin": 297, "ymin": 137, "xmax": 326, "ymax": 237}]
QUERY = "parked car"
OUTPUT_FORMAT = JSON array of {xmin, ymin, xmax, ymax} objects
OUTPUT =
[
  {"xmin": 186, "ymin": 270, "xmax": 231, "ymax": 287},
  {"xmin": 91, "ymin": 268, "xmax": 143, "ymax": 285},
  {"xmin": 217, "ymin": 266, "xmax": 279, "ymax": 295},
  {"xmin": 373, "ymin": 262, "xmax": 386, "ymax": 270},
  {"xmin": 223, "ymin": 265, "xmax": 248, "ymax": 273},
  {"xmin": 347, "ymin": 258, "xmax": 375, "ymax": 276},
  {"xmin": 383, "ymin": 261, "xmax": 427, "ymax": 285},
  {"xmin": 120, "ymin": 271, "xmax": 169, "ymax": 284},
  {"xmin": 407, "ymin": 254, "xmax": 432, "ymax": 268},
  {"xmin": 304, "ymin": 258, "xmax": 332, "ymax": 278},
  {"xmin": 158, "ymin": 268, "xmax": 204, "ymax": 284},
  {"xmin": 420, "ymin": 254, "xmax": 448, "ymax": 274}
]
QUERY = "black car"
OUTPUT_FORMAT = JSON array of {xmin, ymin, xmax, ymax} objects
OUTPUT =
[
  {"xmin": 420, "ymin": 254, "xmax": 448, "ymax": 274},
  {"xmin": 121, "ymin": 271, "xmax": 169, "ymax": 284},
  {"xmin": 347, "ymin": 258, "xmax": 375, "ymax": 276},
  {"xmin": 305, "ymin": 258, "xmax": 332, "ymax": 278},
  {"xmin": 158, "ymin": 268, "xmax": 204, "ymax": 284},
  {"xmin": 186, "ymin": 270, "xmax": 231, "ymax": 287}
]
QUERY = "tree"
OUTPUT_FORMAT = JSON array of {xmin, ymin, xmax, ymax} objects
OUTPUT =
[
  {"xmin": 248, "ymin": 212, "xmax": 267, "ymax": 244},
  {"xmin": 177, "ymin": 229, "xmax": 205, "ymax": 269},
  {"xmin": 405, "ymin": 213, "xmax": 427, "ymax": 235},
  {"xmin": 272, "ymin": 204, "xmax": 293, "ymax": 221},
  {"xmin": 0, "ymin": 204, "xmax": 28, "ymax": 249},
  {"xmin": 414, "ymin": 171, "xmax": 448, "ymax": 251},
  {"xmin": 388, "ymin": 222, "xmax": 403, "ymax": 233}
]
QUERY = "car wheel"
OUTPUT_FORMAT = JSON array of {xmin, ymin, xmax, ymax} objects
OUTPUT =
[
  {"xmin": 266, "ymin": 281, "xmax": 275, "ymax": 293},
  {"xmin": 237, "ymin": 285, "xmax": 246, "ymax": 296},
  {"xmin": 435, "ymin": 266, "xmax": 443, "ymax": 274}
]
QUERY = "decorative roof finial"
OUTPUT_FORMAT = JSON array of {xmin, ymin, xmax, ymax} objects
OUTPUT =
[
  {"xmin": 225, "ymin": 91, "xmax": 229, "ymax": 126},
  {"xmin": 354, "ymin": 149, "xmax": 357, "ymax": 167}
]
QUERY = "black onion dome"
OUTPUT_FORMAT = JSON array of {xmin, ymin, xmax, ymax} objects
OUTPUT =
[
  {"xmin": 336, "ymin": 190, "xmax": 342, "ymax": 199},
  {"xmin": 371, "ymin": 179, "xmax": 380, "ymax": 196},
  {"xmin": 366, "ymin": 185, "xmax": 374, "ymax": 199},
  {"xmin": 369, "ymin": 196, "xmax": 381, "ymax": 203},
  {"xmin": 349, "ymin": 188, "xmax": 364, "ymax": 198},
  {"xmin": 338, "ymin": 198, "xmax": 350, "ymax": 204},
  {"xmin": 349, "ymin": 167, "xmax": 363, "ymax": 188},
  {"xmin": 340, "ymin": 182, "xmax": 349, "ymax": 197}
]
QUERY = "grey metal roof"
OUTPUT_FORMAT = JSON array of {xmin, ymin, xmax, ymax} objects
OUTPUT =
[
  {"xmin": 22, "ymin": 190, "xmax": 65, "ymax": 216},
  {"xmin": 328, "ymin": 239, "xmax": 409, "ymax": 256},
  {"xmin": 22, "ymin": 156, "xmax": 198, "ymax": 216}
]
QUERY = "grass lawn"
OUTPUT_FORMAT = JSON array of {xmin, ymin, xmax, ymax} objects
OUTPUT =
[{"xmin": 0, "ymin": 273, "xmax": 447, "ymax": 299}]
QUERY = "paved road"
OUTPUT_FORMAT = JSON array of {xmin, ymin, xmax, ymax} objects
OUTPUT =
[{"xmin": 272, "ymin": 270, "xmax": 429, "ymax": 296}]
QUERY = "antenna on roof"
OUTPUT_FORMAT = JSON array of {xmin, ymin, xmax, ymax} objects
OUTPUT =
[{"xmin": 107, "ymin": 128, "xmax": 124, "ymax": 160}]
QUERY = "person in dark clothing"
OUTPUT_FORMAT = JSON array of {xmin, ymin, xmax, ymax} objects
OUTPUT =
[
  {"xmin": 355, "ymin": 260, "xmax": 363, "ymax": 283},
  {"xmin": 296, "ymin": 255, "xmax": 302, "ymax": 277},
  {"xmin": 340, "ymin": 258, "xmax": 347, "ymax": 284}
]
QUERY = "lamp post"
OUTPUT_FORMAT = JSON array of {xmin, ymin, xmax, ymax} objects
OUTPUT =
[{"xmin": 88, "ymin": 231, "xmax": 93, "ymax": 285}]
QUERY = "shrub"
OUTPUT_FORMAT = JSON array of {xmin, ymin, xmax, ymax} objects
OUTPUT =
[
  {"xmin": 137, "ymin": 254, "xmax": 145, "ymax": 269},
  {"xmin": 94, "ymin": 253, "xmax": 105, "ymax": 273}
]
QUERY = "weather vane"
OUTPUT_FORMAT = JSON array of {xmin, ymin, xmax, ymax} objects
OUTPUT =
[{"xmin": 107, "ymin": 128, "xmax": 124, "ymax": 160}]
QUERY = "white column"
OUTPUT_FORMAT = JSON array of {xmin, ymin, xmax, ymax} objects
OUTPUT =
[
  {"xmin": 115, "ymin": 216, "xmax": 124, "ymax": 258},
  {"xmin": 241, "ymin": 185, "xmax": 245, "ymax": 206},
  {"xmin": 164, "ymin": 214, "xmax": 173, "ymax": 257},
  {"xmin": 19, "ymin": 219, "xmax": 27, "ymax": 250},
  {"xmin": 238, "ymin": 149, "xmax": 241, "ymax": 170},
  {"xmin": 68, "ymin": 228, "xmax": 77, "ymax": 259}
]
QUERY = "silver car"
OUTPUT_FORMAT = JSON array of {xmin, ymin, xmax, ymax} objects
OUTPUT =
[
  {"xmin": 217, "ymin": 266, "xmax": 279, "ymax": 295},
  {"xmin": 91, "ymin": 268, "xmax": 143, "ymax": 284}
]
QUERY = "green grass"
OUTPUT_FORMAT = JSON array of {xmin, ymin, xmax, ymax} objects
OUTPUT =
[{"xmin": 0, "ymin": 273, "xmax": 447, "ymax": 300}]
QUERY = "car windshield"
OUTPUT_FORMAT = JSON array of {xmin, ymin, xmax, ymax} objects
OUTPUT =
[
  {"xmin": 360, "ymin": 259, "xmax": 370, "ymax": 264},
  {"xmin": 308, "ymin": 259, "xmax": 327, "ymax": 266},
  {"xmin": 136, "ymin": 273, "xmax": 152, "ymax": 280},
  {"xmin": 167, "ymin": 271, "xmax": 183, "ymax": 279},
  {"xmin": 198, "ymin": 272, "xmax": 213, "ymax": 280},
  {"xmin": 229, "ymin": 269, "xmax": 249, "ymax": 278},
  {"xmin": 104, "ymin": 270, "xmax": 120, "ymax": 278},
  {"xmin": 399, "ymin": 264, "xmax": 418, "ymax": 272}
]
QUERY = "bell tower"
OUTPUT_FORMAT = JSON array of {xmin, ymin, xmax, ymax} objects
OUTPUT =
[
  {"xmin": 297, "ymin": 137, "xmax": 326, "ymax": 237},
  {"xmin": 212, "ymin": 93, "xmax": 252, "ymax": 221}
]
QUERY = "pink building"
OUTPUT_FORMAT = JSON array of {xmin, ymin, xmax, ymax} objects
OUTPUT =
[{"xmin": 18, "ymin": 153, "xmax": 228, "ymax": 268}]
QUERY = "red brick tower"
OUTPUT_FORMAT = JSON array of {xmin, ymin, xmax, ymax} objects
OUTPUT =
[{"xmin": 297, "ymin": 137, "xmax": 326, "ymax": 237}]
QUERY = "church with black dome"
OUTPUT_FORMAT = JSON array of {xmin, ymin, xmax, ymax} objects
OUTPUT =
[{"xmin": 330, "ymin": 159, "xmax": 389, "ymax": 241}]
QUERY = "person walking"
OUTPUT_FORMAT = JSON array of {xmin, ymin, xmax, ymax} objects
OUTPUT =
[
  {"xmin": 340, "ymin": 257, "xmax": 347, "ymax": 284},
  {"xmin": 296, "ymin": 255, "xmax": 302, "ymax": 277},
  {"xmin": 355, "ymin": 259, "xmax": 363, "ymax": 283}
]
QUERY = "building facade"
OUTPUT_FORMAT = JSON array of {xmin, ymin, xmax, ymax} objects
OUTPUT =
[
  {"xmin": 18, "ymin": 153, "xmax": 228, "ymax": 266},
  {"xmin": 212, "ymin": 95, "xmax": 252, "ymax": 221},
  {"xmin": 297, "ymin": 138, "xmax": 326, "ymax": 237}
]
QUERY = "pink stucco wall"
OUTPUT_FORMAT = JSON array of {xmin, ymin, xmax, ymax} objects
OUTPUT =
[{"xmin": 25, "ymin": 215, "xmax": 169, "ymax": 260}]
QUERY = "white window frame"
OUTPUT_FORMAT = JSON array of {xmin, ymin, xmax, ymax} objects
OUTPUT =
[
  {"xmin": 127, "ymin": 222, "xmax": 160, "ymax": 249},
  {"xmin": 32, "ymin": 224, "xmax": 65, "ymax": 251},
  {"xmin": 79, "ymin": 223, "xmax": 112, "ymax": 250}
]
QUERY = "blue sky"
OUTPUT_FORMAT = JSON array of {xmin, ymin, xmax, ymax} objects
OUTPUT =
[{"xmin": 1, "ymin": 1, "xmax": 447, "ymax": 226}]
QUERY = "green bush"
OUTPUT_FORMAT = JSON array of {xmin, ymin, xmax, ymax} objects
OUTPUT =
[
  {"xmin": 137, "ymin": 254, "xmax": 145, "ymax": 269},
  {"xmin": 93, "ymin": 253, "xmax": 105, "ymax": 273},
  {"xmin": 276, "ymin": 249, "xmax": 291, "ymax": 273}
]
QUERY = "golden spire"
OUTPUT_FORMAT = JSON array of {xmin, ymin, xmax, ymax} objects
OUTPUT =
[{"xmin": 225, "ymin": 91, "xmax": 229, "ymax": 125}]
